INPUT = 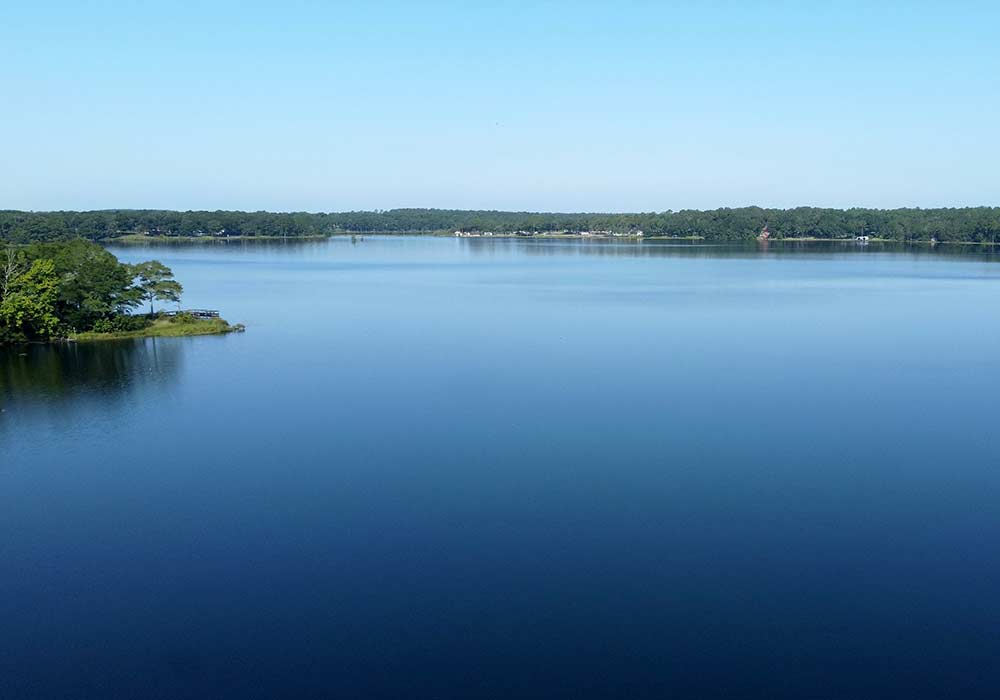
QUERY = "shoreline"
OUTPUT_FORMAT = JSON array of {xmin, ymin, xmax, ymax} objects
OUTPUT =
[
  {"xmin": 94, "ymin": 232, "xmax": 1000, "ymax": 246},
  {"xmin": 102, "ymin": 233, "xmax": 330, "ymax": 243}
]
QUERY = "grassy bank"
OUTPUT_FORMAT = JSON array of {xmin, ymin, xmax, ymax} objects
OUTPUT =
[{"xmin": 72, "ymin": 316, "xmax": 244, "ymax": 341}]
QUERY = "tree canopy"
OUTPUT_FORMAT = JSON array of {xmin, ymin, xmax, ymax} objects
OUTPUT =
[
  {"xmin": 0, "ymin": 258, "xmax": 60, "ymax": 343},
  {"xmin": 131, "ymin": 260, "xmax": 183, "ymax": 315},
  {"xmin": 0, "ymin": 240, "xmax": 182, "ymax": 343}
]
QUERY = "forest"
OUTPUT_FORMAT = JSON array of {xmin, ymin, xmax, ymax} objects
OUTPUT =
[{"xmin": 2, "ymin": 207, "xmax": 1000, "ymax": 244}]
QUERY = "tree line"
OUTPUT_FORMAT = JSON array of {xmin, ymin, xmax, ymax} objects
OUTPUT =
[
  {"xmin": 2, "ymin": 207, "xmax": 999, "ymax": 243},
  {"xmin": 1, "ymin": 240, "xmax": 182, "ymax": 343}
]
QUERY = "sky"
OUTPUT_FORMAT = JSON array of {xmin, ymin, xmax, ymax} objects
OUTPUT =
[{"xmin": 1, "ymin": 1, "xmax": 998, "ymax": 212}]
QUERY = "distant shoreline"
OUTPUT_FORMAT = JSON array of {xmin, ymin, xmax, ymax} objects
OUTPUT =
[
  {"xmin": 5, "ymin": 208, "xmax": 1000, "ymax": 246},
  {"xmin": 103, "ymin": 233, "xmax": 330, "ymax": 243},
  {"xmin": 98, "ymin": 232, "xmax": 1000, "ymax": 246}
]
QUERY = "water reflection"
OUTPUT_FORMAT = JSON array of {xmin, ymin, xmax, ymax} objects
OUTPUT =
[
  {"xmin": 0, "ymin": 338, "xmax": 181, "ymax": 421},
  {"xmin": 458, "ymin": 236, "xmax": 1000, "ymax": 262},
  {"xmin": 107, "ymin": 234, "xmax": 1000, "ymax": 265}
]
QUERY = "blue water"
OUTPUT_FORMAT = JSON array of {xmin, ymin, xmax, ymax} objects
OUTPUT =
[{"xmin": 3, "ymin": 238, "xmax": 1000, "ymax": 698}]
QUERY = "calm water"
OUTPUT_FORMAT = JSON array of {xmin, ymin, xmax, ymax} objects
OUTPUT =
[{"xmin": 4, "ymin": 238, "xmax": 1000, "ymax": 698}]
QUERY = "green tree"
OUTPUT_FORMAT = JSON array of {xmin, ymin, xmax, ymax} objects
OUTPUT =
[
  {"xmin": 26, "ymin": 239, "xmax": 140, "ymax": 330},
  {"xmin": 131, "ymin": 260, "xmax": 183, "ymax": 315},
  {"xmin": 0, "ymin": 258, "xmax": 60, "ymax": 341}
]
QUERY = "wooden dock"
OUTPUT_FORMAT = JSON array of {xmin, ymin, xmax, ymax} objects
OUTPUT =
[{"xmin": 163, "ymin": 309, "xmax": 220, "ymax": 319}]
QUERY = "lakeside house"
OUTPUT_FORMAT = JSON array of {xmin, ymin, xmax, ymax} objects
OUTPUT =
[{"xmin": 136, "ymin": 227, "xmax": 232, "ymax": 238}]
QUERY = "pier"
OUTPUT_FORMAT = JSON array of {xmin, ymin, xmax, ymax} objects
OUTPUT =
[{"xmin": 162, "ymin": 309, "xmax": 220, "ymax": 319}]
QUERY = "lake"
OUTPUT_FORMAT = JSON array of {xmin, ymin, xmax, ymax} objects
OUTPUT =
[{"xmin": 3, "ymin": 237, "xmax": 1000, "ymax": 698}]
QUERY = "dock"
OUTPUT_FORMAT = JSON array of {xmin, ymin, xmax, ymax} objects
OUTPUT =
[{"xmin": 162, "ymin": 309, "xmax": 220, "ymax": 319}]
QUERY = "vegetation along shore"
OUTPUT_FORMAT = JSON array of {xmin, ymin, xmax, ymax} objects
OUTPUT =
[
  {"xmin": 71, "ymin": 313, "xmax": 243, "ymax": 342},
  {"xmin": 0, "ymin": 239, "xmax": 240, "ymax": 344},
  {"xmin": 3, "ymin": 207, "xmax": 1000, "ymax": 244}
]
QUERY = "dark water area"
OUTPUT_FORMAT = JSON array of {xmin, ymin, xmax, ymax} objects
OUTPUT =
[{"xmin": 3, "ymin": 237, "xmax": 1000, "ymax": 698}]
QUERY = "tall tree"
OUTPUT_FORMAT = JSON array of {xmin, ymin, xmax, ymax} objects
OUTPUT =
[
  {"xmin": 1, "ymin": 247, "xmax": 25, "ymax": 301},
  {"xmin": 131, "ymin": 260, "xmax": 183, "ymax": 315}
]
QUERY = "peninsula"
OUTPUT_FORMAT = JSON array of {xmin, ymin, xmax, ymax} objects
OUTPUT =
[{"xmin": 1, "ymin": 240, "xmax": 241, "ymax": 344}]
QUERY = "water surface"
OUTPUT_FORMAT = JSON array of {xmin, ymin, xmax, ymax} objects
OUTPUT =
[{"xmin": 4, "ymin": 238, "xmax": 1000, "ymax": 698}]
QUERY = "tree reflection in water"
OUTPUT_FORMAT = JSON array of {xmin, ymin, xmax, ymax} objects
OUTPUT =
[{"xmin": 0, "ymin": 338, "xmax": 182, "ymax": 424}]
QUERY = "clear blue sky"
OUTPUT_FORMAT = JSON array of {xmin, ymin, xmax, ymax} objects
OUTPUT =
[{"xmin": 2, "ymin": 1, "xmax": 997, "ymax": 212}]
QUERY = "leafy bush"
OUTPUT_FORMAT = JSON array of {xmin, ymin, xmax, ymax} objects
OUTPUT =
[
  {"xmin": 0, "ymin": 326, "xmax": 26, "ymax": 344},
  {"xmin": 90, "ymin": 315, "xmax": 151, "ymax": 333},
  {"xmin": 168, "ymin": 312, "xmax": 196, "ymax": 324}
]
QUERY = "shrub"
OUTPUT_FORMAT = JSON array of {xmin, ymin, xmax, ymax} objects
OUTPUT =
[{"xmin": 91, "ymin": 315, "xmax": 151, "ymax": 333}]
